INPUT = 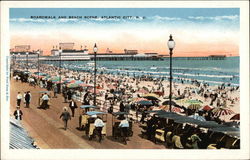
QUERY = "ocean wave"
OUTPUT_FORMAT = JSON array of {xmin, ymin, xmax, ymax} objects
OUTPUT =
[{"xmin": 103, "ymin": 68, "xmax": 238, "ymax": 79}]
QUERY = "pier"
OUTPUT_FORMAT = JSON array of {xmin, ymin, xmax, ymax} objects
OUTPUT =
[{"xmin": 170, "ymin": 55, "xmax": 227, "ymax": 60}]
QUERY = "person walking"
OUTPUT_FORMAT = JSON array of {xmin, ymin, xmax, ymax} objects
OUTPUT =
[
  {"xmin": 53, "ymin": 84, "xmax": 58, "ymax": 98},
  {"xmin": 23, "ymin": 92, "xmax": 26, "ymax": 105},
  {"xmin": 119, "ymin": 101, "xmax": 125, "ymax": 112},
  {"xmin": 119, "ymin": 116, "xmax": 129, "ymax": 145},
  {"xmin": 59, "ymin": 107, "xmax": 71, "ymax": 130},
  {"xmin": 69, "ymin": 99, "xmax": 78, "ymax": 117},
  {"xmin": 67, "ymin": 90, "xmax": 72, "ymax": 101},
  {"xmin": 83, "ymin": 91, "xmax": 90, "ymax": 105},
  {"xmin": 13, "ymin": 106, "xmax": 23, "ymax": 120},
  {"xmin": 93, "ymin": 116, "xmax": 105, "ymax": 143},
  {"xmin": 25, "ymin": 91, "xmax": 31, "ymax": 108},
  {"xmin": 41, "ymin": 92, "xmax": 50, "ymax": 109},
  {"xmin": 63, "ymin": 90, "xmax": 68, "ymax": 103},
  {"xmin": 140, "ymin": 106, "xmax": 147, "ymax": 124},
  {"xmin": 16, "ymin": 92, "xmax": 22, "ymax": 107}
]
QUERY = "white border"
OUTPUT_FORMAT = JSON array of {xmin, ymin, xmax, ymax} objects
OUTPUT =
[{"xmin": 1, "ymin": 1, "xmax": 249, "ymax": 160}]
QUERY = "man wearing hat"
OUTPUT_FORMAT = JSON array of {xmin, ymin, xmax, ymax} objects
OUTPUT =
[
  {"xmin": 119, "ymin": 116, "xmax": 129, "ymax": 145},
  {"xmin": 16, "ymin": 92, "xmax": 22, "ymax": 107},
  {"xmin": 92, "ymin": 116, "xmax": 104, "ymax": 143},
  {"xmin": 25, "ymin": 91, "xmax": 31, "ymax": 108},
  {"xmin": 68, "ymin": 99, "xmax": 78, "ymax": 117},
  {"xmin": 59, "ymin": 107, "xmax": 71, "ymax": 130},
  {"xmin": 13, "ymin": 106, "xmax": 23, "ymax": 120}
]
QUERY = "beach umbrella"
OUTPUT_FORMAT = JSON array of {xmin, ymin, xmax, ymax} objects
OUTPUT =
[
  {"xmin": 189, "ymin": 115, "xmax": 206, "ymax": 121},
  {"xmin": 51, "ymin": 77, "xmax": 60, "ymax": 82},
  {"xmin": 63, "ymin": 79, "xmax": 71, "ymax": 83},
  {"xmin": 143, "ymin": 96, "xmax": 159, "ymax": 101},
  {"xmin": 69, "ymin": 80, "xmax": 76, "ymax": 83},
  {"xmin": 136, "ymin": 100, "xmax": 153, "ymax": 106},
  {"xmin": 224, "ymin": 121, "xmax": 239, "ymax": 128},
  {"xmin": 175, "ymin": 99, "xmax": 186, "ymax": 106},
  {"xmin": 162, "ymin": 100, "xmax": 177, "ymax": 106},
  {"xmin": 201, "ymin": 105, "xmax": 214, "ymax": 111},
  {"xmin": 79, "ymin": 83, "xmax": 92, "ymax": 87},
  {"xmin": 132, "ymin": 97, "xmax": 147, "ymax": 103},
  {"xmin": 212, "ymin": 107, "xmax": 234, "ymax": 117},
  {"xmin": 33, "ymin": 74, "xmax": 44, "ymax": 78},
  {"xmin": 96, "ymin": 86, "xmax": 103, "ymax": 89},
  {"xmin": 45, "ymin": 75, "xmax": 51, "ymax": 79},
  {"xmin": 73, "ymin": 80, "xmax": 84, "ymax": 85},
  {"xmin": 143, "ymin": 93, "xmax": 159, "ymax": 98},
  {"xmin": 80, "ymin": 105, "xmax": 96, "ymax": 109},
  {"xmin": 185, "ymin": 99, "xmax": 203, "ymax": 105},
  {"xmin": 153, "ymin": 91, "xmax": 164, "ymax": 97},
  {"xmin": 230, "ymin": 113, "xmax": 240, "ymax": 120},
  {"xmin": 34, "ymin": 72, "xmax": 47, "ymax": 76},
  {"xmin": 158, "ymin": 105, "xmax": 168, "ymax": 110},
  {"xmin": 188, "ymin": 104, "xmax": 202, "ymax": 110},
  {"xmin": 67, "ymin": 83, "xmax": 79, "ymax": 88},
  {"xmin": 52, "ymin": 79, "xmax": 60, "ymax": 83}
]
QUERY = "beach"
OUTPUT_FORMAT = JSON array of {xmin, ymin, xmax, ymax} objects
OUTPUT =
[{"xmin": 10, "ymin": 60, "xmax": 240, "ymax": 149}]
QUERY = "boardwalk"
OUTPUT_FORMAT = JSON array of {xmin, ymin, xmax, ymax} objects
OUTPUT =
[{"xmin": 10, "ymin": 79, "xmax": 166, "ymax": 149}]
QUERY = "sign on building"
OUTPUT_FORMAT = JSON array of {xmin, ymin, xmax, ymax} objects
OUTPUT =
[
  {"xmin": 15, "ymin": 45, "xmax": 30, "ymax": 52},
  {"xmin": 59, "ymin": 43, "xmax": 74, "ymax": 50}
]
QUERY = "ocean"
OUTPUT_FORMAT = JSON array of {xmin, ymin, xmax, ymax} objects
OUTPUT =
[{"xmin": 44, "ymin": 56, "xmax": 239, "ymax": 86}]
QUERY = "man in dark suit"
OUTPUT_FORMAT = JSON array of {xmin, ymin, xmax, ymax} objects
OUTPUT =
[
  {"xmin": 69, "ymin": 99, "xmax": 78, "ymax": 117},
  {"xmin": 14, "ymin": 106, "xmax": 23, "ymax": 120},
  {"xmin": 67, "ymin": 90, "xmax": 72, "ymax": 101},
  {"xmin": 60, "ymin": 107, "xmax": 71, "ymax": 130},
  {"xmin": 25, "ymin": 91, "xmax": 31, "ymax": 108}
]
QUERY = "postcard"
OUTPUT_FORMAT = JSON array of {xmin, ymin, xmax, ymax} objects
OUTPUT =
[{"xmin": 1, "ymin": 1, "xmax": 249, "ymax": 160}]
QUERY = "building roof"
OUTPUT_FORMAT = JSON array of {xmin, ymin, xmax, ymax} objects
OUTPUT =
[
  {"xmin": 144, "ymin": 53, "xmax": 158, "ymax": 55},
  {"xmin": 9, "ymin": 117, "xmax": 37, "ymax": 149}
]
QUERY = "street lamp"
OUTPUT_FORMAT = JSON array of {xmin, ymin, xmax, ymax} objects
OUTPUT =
[
  {"xmin": 37, "ymin": 50, "xmax": 40, "ymax": 85},
  {"xmin": 59, "ymin": 47, "xmax": 62, "ymax": 93},
  {"xmin": 18, "ymin": 53, "xmax": 20, "ymax": 64},
  {"xmin": 26, "ymin": 51, "xmax": 29, "ymax": 71},
  {"xmin": 167, "ymin": 34, "xmax": 175, "ymax": 112},
  {"xmin": 12, "ymin": 53, "xmax": 15, "ymax": 69},
  {"xmin": 93, "ymin": 43, "xmax": 98, "ymax": 106}
]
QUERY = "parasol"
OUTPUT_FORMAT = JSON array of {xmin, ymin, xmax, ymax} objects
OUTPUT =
[
  {"xmin": 136, "ymin": 100, "xmax": 153, "ymax": 106},
  {"xmin": 189, "ymin": 115, "xmax": 206, "ymax": 121},
  {"xmin": 143, "ymin": 93, "xmax": 159, "ymax": 98},
  {"xmin": 201, "ymin": 105, "xmax": 214, "ymax": 111},
  {"xmin": 212, "ymin": 107, "xmax": 234, "ymax": 117},
  {"xmin": 143, "ymin": 96, "xmax": 159, "ymax": 101},
  {"xmin": 230, "ymin": 113, "xmax": 240, "ymax": 120},
  {"xmin": 67, "ymin": 83, "xmax": 79, "ymax": 88}
]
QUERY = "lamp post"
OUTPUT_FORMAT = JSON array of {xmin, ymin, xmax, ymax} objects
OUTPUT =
[
  {"xmin": 26, "ymin": 51, "xmax": 29, "ymax": 71},
  {"xmin": 37, "ymin": 50, "xmax": 40, "ymax": 85},
  {"xmin": 18, "ymin": 53, "xmax": 20, "ymax": 65},
  {"xmin": 12, "ymin": 53, "xmax": 15, "ymax": 69},
  {"xmin": 93, "ymin": 43, "xmax": 98, "ymax": 106},
  {"xmin": 167, "ymin": 34, "xmax": 175, "ymax": 112},
  {"xmin": 59, "ymin": 47, "xmax": 62, "ymax": 93}
]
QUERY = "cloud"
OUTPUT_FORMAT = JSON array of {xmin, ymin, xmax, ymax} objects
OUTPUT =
[
  {"xmin": 10, "ymin": 18, "xmax": 47, "ymax": 23},
  {"xmin": 58, "ymin": 18, "xmax": 80, "ymax": 23},
  {"xmin": 150, "ymin": 15, "xmax": 182, "ymax": 21},
  {"xmin": 188, "ymin": 15, "xmax": 239, "ymax": 21}
]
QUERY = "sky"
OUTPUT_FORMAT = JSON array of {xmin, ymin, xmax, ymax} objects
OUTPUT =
[{"xmin": 9, "ymin": 8, "xmax": 240, "ymax": 56}]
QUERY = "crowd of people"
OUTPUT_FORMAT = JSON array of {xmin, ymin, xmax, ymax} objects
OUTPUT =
[{"xmin": 12, "ymin": 62, "xmax": 240, "ymax": 148}]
